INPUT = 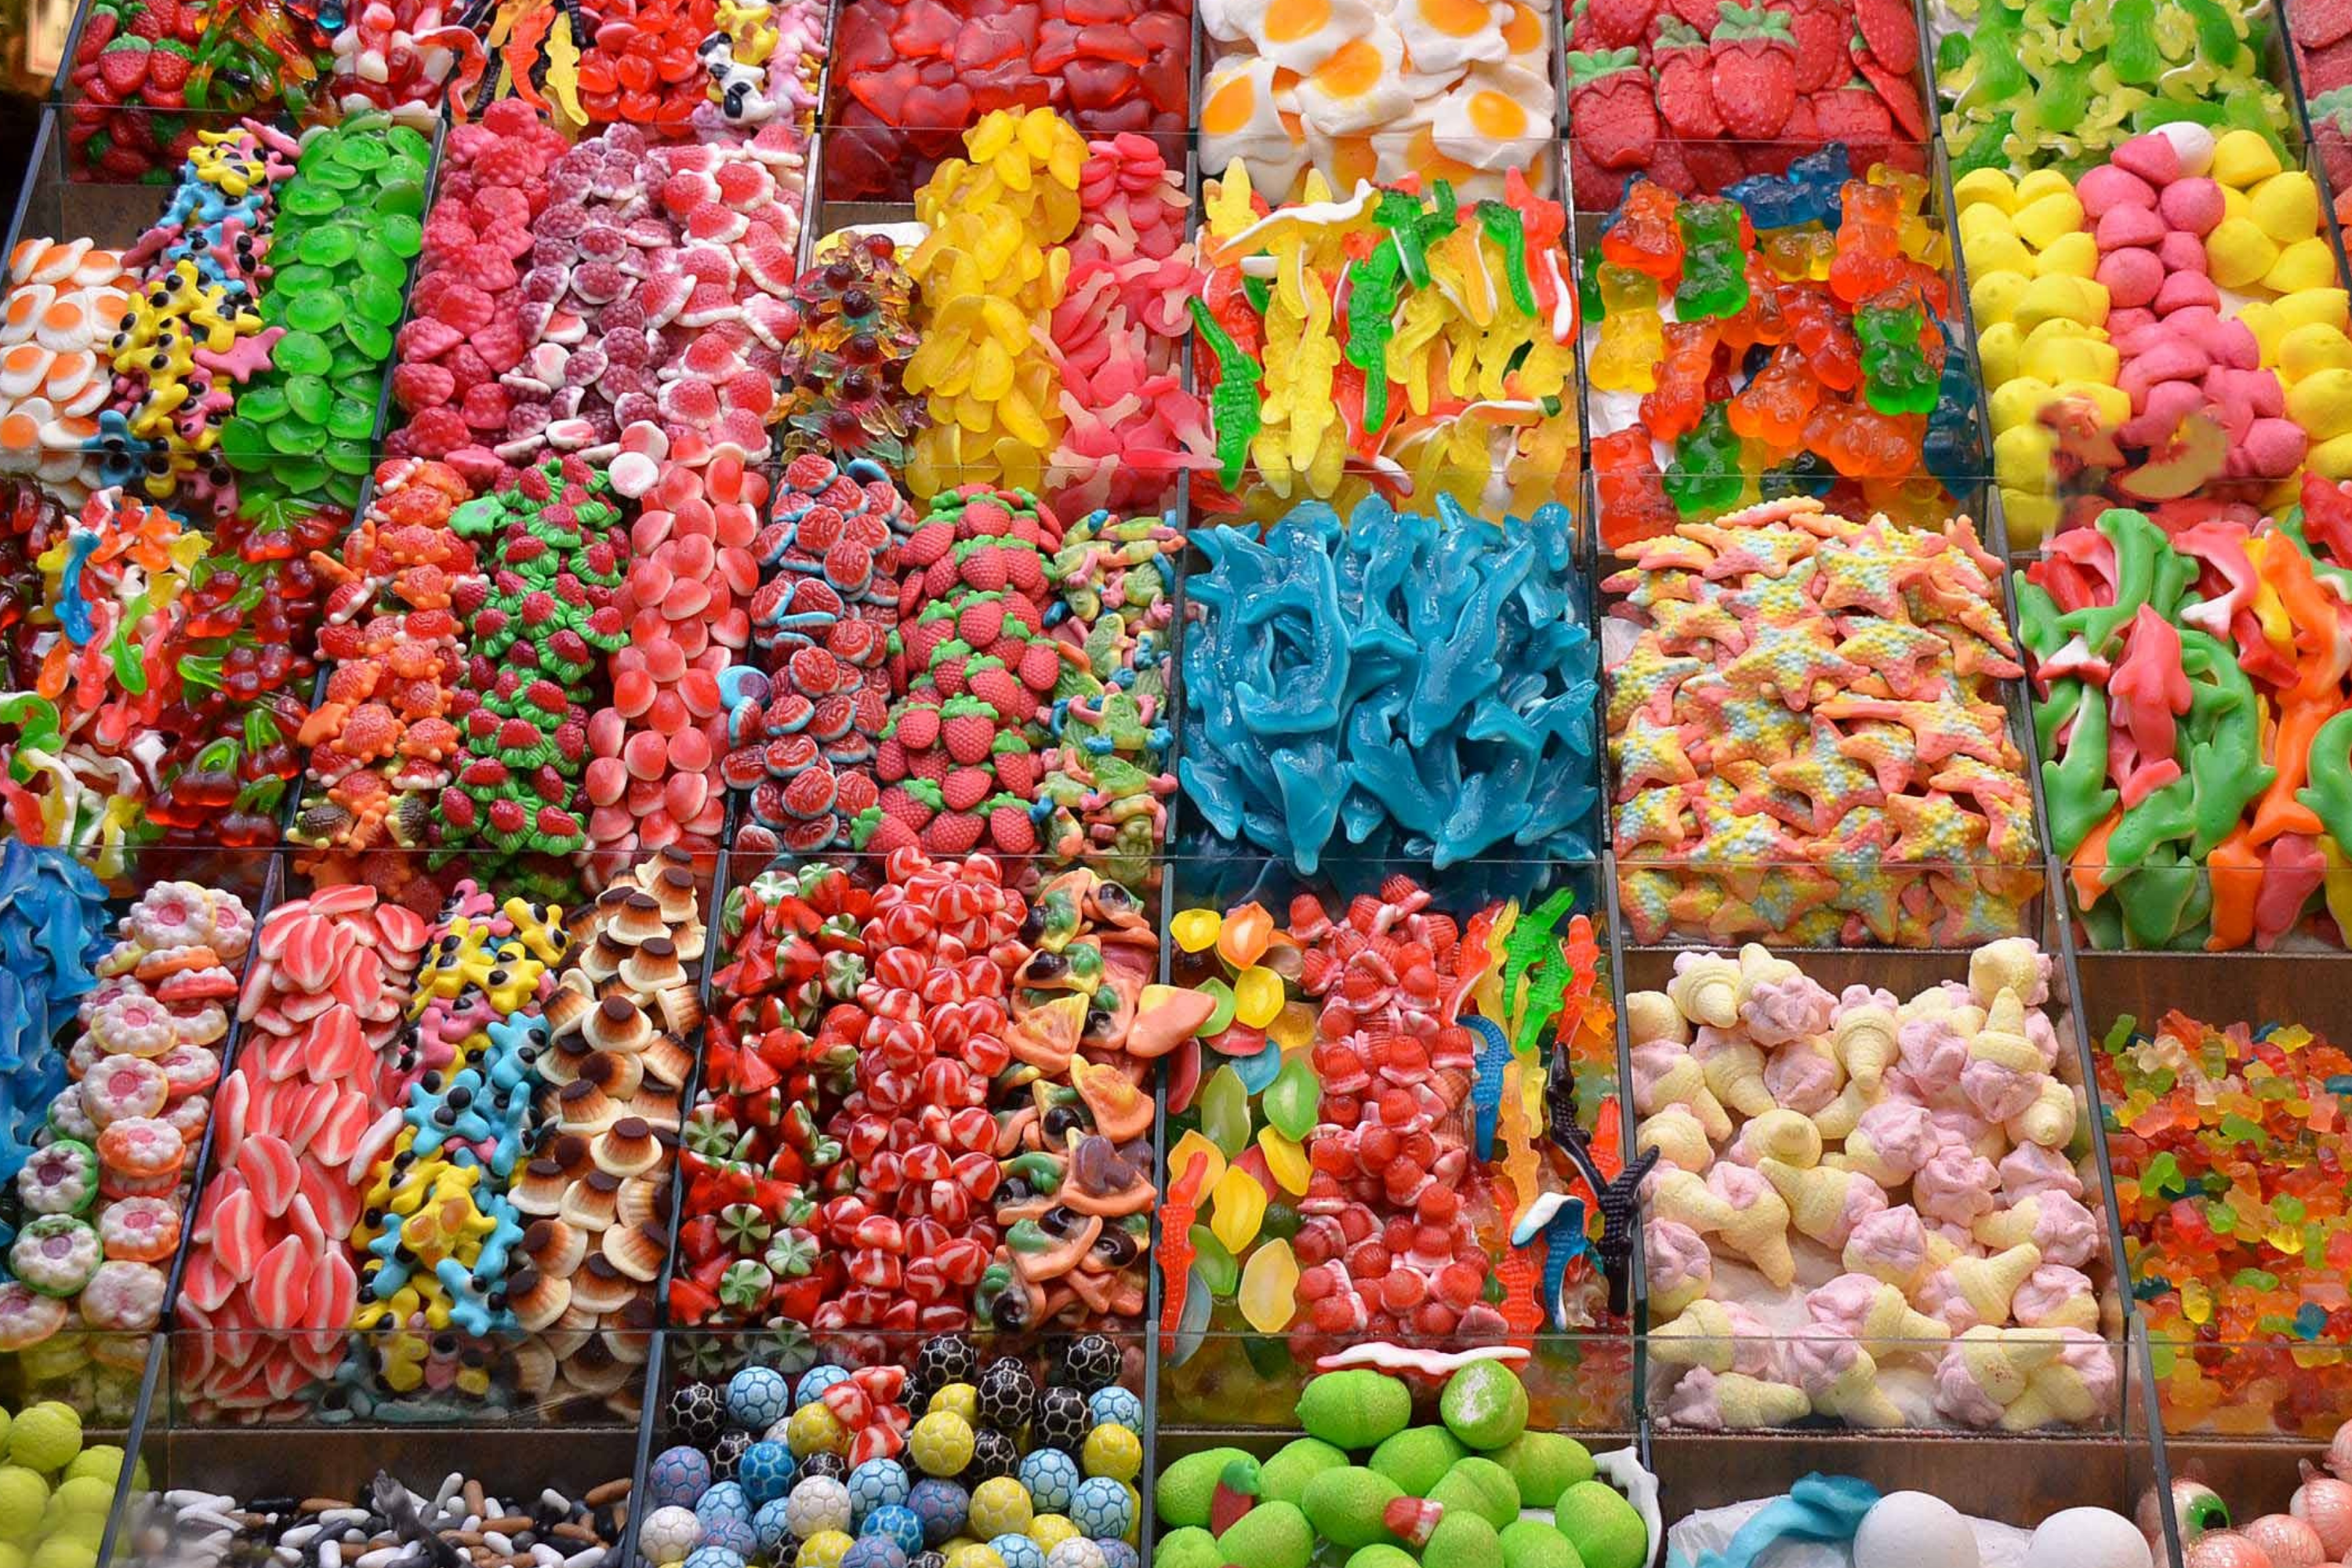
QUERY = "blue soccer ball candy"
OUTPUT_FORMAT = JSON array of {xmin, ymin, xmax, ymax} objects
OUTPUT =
[
  {"xmin": 736, "ymin": 1441, "xmax": 796, "ymax": 1507},
  {"xmin": 839, "ymin": 1541, "xmax": 906, "ymax": 1568},
  {"xmin": 904, "ymin": 1479, "xmax": 968, "ymax": 1547},
  {"xmin": 727, "ymin": 1367, "xmax": 793, "ymax": 1432},
  {"xmin": 648, "ymin": 1446, "xmax": 713, "ymax": 1510},
  {"xmin": 752, "ymin": 1498, "xmax": 796, "ymax": 1555},
  {"xmin": 990, "ymin": 1535, "xmax": 1046, "ymax": 1568},
  {"xmin": 681, "ymin": 1548, "xmax": 744, "ymax": 1568},
  {"xmin": 1083, "ymin": 1388, "xmax": 1140, "ymax": 1432},
  {"xmin": 1066, "ymin": 1479, "xmax": 1131, "ymax": 1541},
  {"xmin": 796, "ymin": 1364, "xmax": 851, "ymax": 1407},
  {"xmin": 858, "ymin": 1504, "xmax": 924, "ymax": 1557},
  {"xmin": 845, "ymin": 1458, "xmax": 911, "ymax": 1522},
  {"xmin": 1015, "ymin": 1450, "xmax": 1080, "ymax": 1515}
]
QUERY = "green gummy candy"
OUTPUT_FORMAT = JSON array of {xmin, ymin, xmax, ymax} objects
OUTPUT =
[
  {"xmin": 1491, "ymin": 1432, "xmax": 1594, "ymax": 1509},
  {"xmin": 281, "ymin": 183, "xmax": 340, "ymax": 217},
  {"xmin": 1501, "ymin": 1519, "xmax": 1588, "ymax": 1568},
  {"xmin": 1298, "ymin": 1370, "xmax": 1412, "ymax": 1450},
  {"xmin": 350, "ymin": 274, "xmax": 405, "ymax": 327},
  {"xmin": 238, "ymin": 386, "xmax": 289, "ymax": 425},
  {"xmin": 287, "ymin": 292, "xmax": 343, "ymax": 334},
  {"xmin": 1258, "ymin": 1437, "xmax": 1348, "ymax": 1507},
  {"xmin": 1217, "ymin": 1501, "xmax": 1312, "ymax": 1568},
  {"xmin": 265, "ymin": 416, "xmax": 325, "ymax": 456},
  {"xmin": 273, "ymin": 331, "xmax": 333, "ymax": 377},
  {"xmin": 284, "ymin": 375, "xmax": 332, "ymax": 426},
  {"xmin": 1423, "ymin": 1509, "xmax": 1502, "ymax": 1568},
  {"xmin": 328, "ymin": 397, "xmax": 378, "ymax": 442},
  {"xmin": 333, "ymin": 133, "xmax": 388, "ymax": 169},
  {"xmin": 1439, "ymin": 1359, "xmax": 1529, "ymax": 1450},
  {"xmin": 1154, "ymin": 1527, "xmax": 1223, "ymax": 1568},
  {"xmin": 1300, "ymin": 1466, "xmax": 1404, "ymax": 1549},
  {"xmin": 1157, "ymin": 1448, "xmax": 1253, "ymax": 1528},
  {"xmin": 379, "ymin": 212, "xmax": 424, "ymax": 256},
  {"xmin": 1554, "ymin": 1481, "xmax": 1648, "ymax": 1568},
  {"xmin": 296, "ymin": 225, "xmax": 358, "ymax": 267},
  {"xmin": 1428, "ymin": 1456, "xmax": 1520, "ymax": 1530},
  {"xmin": 1347, "ymin": 1548, "xmax": 1421, "ymax": 1568},
  {"xmin": 1189, "ymin": 1225, "xmax": 1240, "ymax": 1297},
  {"xmin": 1369, "ymin": 1426, "xmax": 1467, "ymax": 1496}
]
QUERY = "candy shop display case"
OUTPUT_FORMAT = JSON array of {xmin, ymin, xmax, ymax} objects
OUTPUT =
[{"xmin": 1622, "ymin": 910, "xmax": 2147, "ymax": 1438}]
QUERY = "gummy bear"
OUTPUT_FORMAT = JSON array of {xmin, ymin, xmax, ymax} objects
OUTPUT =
[
  {"xmin": 1854, "ymin": 282, "xmax": 1941, "ymax": 417},
  {"xmin": 1663, "ymin": 404, "xmax": 1744, "ymax": 517},
  {"xmin": 1589, "ymin": 264, "xmax": 1665, "ymax": 394},
  {"xmin": 1674, "ymin": 197, "xmax": 1750, "ymax": 320}
]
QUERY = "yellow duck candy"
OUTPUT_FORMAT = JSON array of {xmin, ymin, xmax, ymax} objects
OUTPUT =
[{"xmin": 1590, "ymin": 263, "xmax": 1664, "ymax": 394}]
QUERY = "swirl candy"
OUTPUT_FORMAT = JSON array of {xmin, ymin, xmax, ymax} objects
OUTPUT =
[
  {"xmin": 1639, "ymin": 941, "xmax": 2117, "ymax": 1431},
  {"xmin": 2016, "ymin": 488, "xmax": 2352, "ymax": 949},
  {"xmin": 1181, "ymin": 495, "xmax": 1597, "ymax": 871},
  {"xmin": 0, "ymin": 881, "xmax": 249, "ymax": 1354},
  {"xmin": 1192, "ymin": 160, "xmax": 1580, "ymax": 517},
  {"xmin": 1608, "ymin": 495, "xmax": 2037, "ymax": 947},
  {"xmin": 2100, "ymin": 1011, "xmax": 2352, "ymax": 1435},
  {"xmin": 1932, "ymin": 0, "xmax": 2292, "ymax": 177},
  {"xmin": 0, "ymin": 241, "xmax": 136, "ymax": 508}
]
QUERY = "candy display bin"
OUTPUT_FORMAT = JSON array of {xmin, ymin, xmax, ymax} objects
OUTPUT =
[
  {"xmin": 1159, "ymin": 854, "xmax": 1632, "ymax": 1428},
  {"xmin": 647, "ymin": 1327, "xmax": 1152, "ymax": 1568},
  {"xmin": 1625, "ymin": 909, "xmax": 2143, "ymax": 1436},
  {"xmin": 113, "ymin": 1341, "xmax": 643, "ymax": 1568}
]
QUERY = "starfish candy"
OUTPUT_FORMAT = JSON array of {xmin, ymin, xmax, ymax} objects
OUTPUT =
[
  {"xmin": 1769, "ymin": 720, "xmax": 1884, "ymax": 834},
  {"xmin": 1613, "ymin": 710, "xmax": 1700, "ymax": 793},
  {"xmin": 1719, "ymin": 616, "xmax": 1867, "ymax": 710},
  {"xmin": 1883, "ymin": 790, "xmax": 1991, "ymax": 863},
  {"xmin": 1833, "ymin": 619, "xmax": 1951, "ymax": 699}
]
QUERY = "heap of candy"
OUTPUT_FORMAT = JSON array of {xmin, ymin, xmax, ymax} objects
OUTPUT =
[
  {"xmin": 728, "ymin": 474, "xmax": 1182, "ymax": 872},
  {"xmin": 0, "ymin": 240, "xmax": 134, "ymax": 507},
  {"xmin": 1963, "ymin": 125, "xmax": 2352, "ymax": 547},
  {"xmin": 322, "ymin": 0, "xmax": 483, "ymax": 125},
  {"xmin": 96, "ymin": 122, "xmax": 295, "ymax": 514},
  {"xmin": 1156, "ymin": 1360, "xmax": 1646, "ymax": 1568},
  {"xmin": 0, "ymin": 847, "xmax": 112, "ymax": 1200},
  {"xmin": 1637, "ymin": 940, "xmax": 2116, "ymax": 1431},
  {"xmin": 1199, "ymin": 0, "xmax": 1555, "ymax": 201},
  {"xmin": 507, "ymin": 850, "xmax": 702, "ymax": 1391},
  {"xmin": 436, "ymin": 457, "xmax": 630, "ymax": 875},
  {"xmin": 574, "ymin": 0, "xmax": 731, "ymax": 132},
  {"xmin": 0, "ymin": 881, "xmax": 248, "ymax": 1351},
  {"xmin": 0, "ymin": 488, "xmax": 198, "ymax": 869},
  {"xmin": 1191, "ymin": 163, "xmax": 1578, "ymax": 517},
  {"xmin": 2302, "ymin": 4, "xmax": 2352, "ymax": 211},
  {"xmin": 2015, "ymin": 490, "xmax": 2352, "ymax": 950},
  {"xmin": 346, "ymin": 883, "xmax": 564, "ymax": 1410},
  {"xmin": 66, "ymin": 0, "xmax": 332, "ymax": 180},
  {"xmin": 771, "ymin": 233, "xmax": 924, "ymax": 466},
  {"xmin": 292, "ymin": 459, "xmax": 477, "ymax": 906},
  {"xmin": 1606, "ymin": 497, "xmax": 2037, "ymax": 947},
  {"xmin": 2099, "ymin": 1011, "xmax": 2352, "ymax": 1435},
  {"xmin": 1564, "ymin": 0, "xmax": 1929, "ymax": 205},
  {"xmin": 673, "ymin": 853, "xmax": 1200, "ymax": 1336},
  {"xmin": 177, "ymin": 886, "xmax": 420, "ymax": 1417},
  {"xmin": 906, "ymin": 109, "xmax": 1209, "ymax": 506},
  {"xmin": 0, "ymin": 1401, "xmax": 143, "ymax": 1559},
  {"xmin": 129, "ymin": 1468, "xmax": 634, "ymax": 1568},
  {"xmin": 1181, "ymin": 497, "xmax": 1596, "ymax": 871},
  {"xmin": 386, "ymin": 98, "xmax": 572, "ymax": 482},
  {"xmin": 641, "ymin": 1338, "xmax": 1145, "ymax": 1567},
  {"xmin": 1933, "ymin": 0, "xmax": 2292, "ymax": 176},
  {"xmin": 825, "ymin": 0, "xmax": 1190, "ymax": 201},
  {"xmin": 580, "ymin": 451, "xmax": 764, "ymax": 878},
  {"xmin": 1160, "ymin": 887, "xmax": 1617, "ymax": 1381},
  {"xmin": 1587, "ymin": 158, "xmax": 1980, "ymax": 548}
]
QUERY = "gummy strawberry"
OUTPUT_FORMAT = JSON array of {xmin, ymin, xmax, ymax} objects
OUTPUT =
[
  {"xmin": 1569, "ymin": 48, "xmax": 1660, "ymax": 172},
  {"xmin": 984, "ymin": 793, "xmax": 1039, "ymax": 854},
  {"xmin": 1708, "ymin": 4, "xmax": 1798, "ymax": 139},
  {"xmin": 939, "ymin": 696, "xmax": 998, "ymax": 765},
  {"xmin": 95, "ymin": 38, "xmax": 151, "ymax": 95},
  {"xmin": 1652, "ymin": 18, "xmax": 1724, "ymax": 139}
]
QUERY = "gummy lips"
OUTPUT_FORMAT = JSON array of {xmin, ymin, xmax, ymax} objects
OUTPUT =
[
  {"xmin": 1608, "ymin": 495, "xmax": 2038, "ymax": 947},
  {"xmin": 1181, "ymin": 495, "xmax": 1598, "ymax": 872}
]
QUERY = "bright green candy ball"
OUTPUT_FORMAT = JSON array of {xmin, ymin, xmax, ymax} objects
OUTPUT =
[
  {"xmin": 1297, "ymin": 1371, "xmax": 1411, "ymax": 1451},
  {"xmin": 56, "ymin": 1452, "xmax": 122, "ymax": 1494},
  {"xmin": 1155, "ymin": 1449, "xmax": 1253, "ymax": 1530},
  {"xmin": 1368, "ymin": 1427, "xmax": 1466, "ymax": 1497},
  {"xmin": 1555, "ymin": 1480, "xmax": 1648, "ymax": 1568},
  {"xmin": 0, "ymin": 1469, "xmax": 50, "ymax": 1544},
  {"xmin": 1422, "ymin": 1508, "xmax": 1502, "ymax": 1568},
  {"xmin": 1438, "ymin": 1362, "xmax": 1528, "ymax": 1450},
  {"xmin": 1501, "ymin": 1519, "xmax": 1588, "ymax": 1568},
  {"xmin": 5, "ymin": 1409, "xmax": 76, "ymax": 1478},
  {"xmin": 1152, "ymin": 1526, "xmax": 1222, "ymax": 1568},
  {"xmin": 1215, "ymin": 1501, "xmax": 1312, "ymax": 1568},
  {"xmin": 1345, "ymin": 1548, "xmax": 1420, "ymax": 1568},
  {"xmin": 25, "ymin": 1537, "xmax": 93, "ymax": 1568},
  {"xmin": 1490, "ymin": 1432, "xmax": 1594, "ymax": 1510},
  {"xmin": 1428, "ymin": 1457, "xmax": 1520, "ymax": 1530},
  {"xmin": 1299, "ymin": 1467, "xmax": 1403, "ymax": 1550},
  {"xmin": 1257, "ymin": 1438, "xmax": 1347, "ymax": 1508}
]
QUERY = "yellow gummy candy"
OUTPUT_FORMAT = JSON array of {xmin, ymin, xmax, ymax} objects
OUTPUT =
[
  {"xmin": 1172, "ymin": 908, "xmax": 1222, "ymax": 953},
  {"xmin": 1209, "ymin": 1165, "xmax": 1269, "ymax": 1254},
  {"xmin": 1238, "ymin": 1239, "xmax": 1300, "ymax": 1334},
  {"xmin": 1232, "ymin": 966, "xmax": 1284, "ymax": 1030},
  {"xmin": 1167, "ymin": 1130, "xmax": 1226, "ymax": 1197},
  {"xmin": 1258, "ymin": 1127, "xmax": 1310, "ymax": 1196},
  {"xmin": 1269, "ymin": 1001, "xmax": 1318, "ymax": 1054}
]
